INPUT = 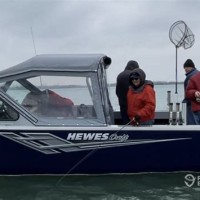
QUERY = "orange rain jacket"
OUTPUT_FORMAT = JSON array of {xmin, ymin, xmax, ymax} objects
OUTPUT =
[{"xmin": 127, "ymin": 84, "xmax": 156, "ymax": 123}]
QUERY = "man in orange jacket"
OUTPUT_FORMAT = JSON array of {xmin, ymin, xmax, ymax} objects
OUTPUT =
[{"xmin": 127, "ymin": 68, "xmax": 156, "ymax": 126}]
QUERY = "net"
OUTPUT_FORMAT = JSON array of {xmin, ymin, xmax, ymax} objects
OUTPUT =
[
  {"xmin": 169, "ymin": 20, "xmax": 195, "ymax": 49},
  {"xmin": 169, "ymin": 21, "xmax": 195, "ymax": 94}
]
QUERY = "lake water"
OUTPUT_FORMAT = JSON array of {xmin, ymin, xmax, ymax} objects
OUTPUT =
[
  {"xmin": 1, "ymin": 83, "xmax": 199, "ymax": 200},
  {"xmin": 1, "ymin": 173, "xmax": 200, "ymax": 200},
  {"xmin": 109, "ymin": 83, "xmax": 184, "ymax": 111}
]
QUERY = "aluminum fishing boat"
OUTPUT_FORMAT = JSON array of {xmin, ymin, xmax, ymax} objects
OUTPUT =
[{"xmin": 0, "ymin": 54, "xmax": 199, "ymax": 175}]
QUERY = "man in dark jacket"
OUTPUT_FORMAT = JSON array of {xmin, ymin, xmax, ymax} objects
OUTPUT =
[
  {"xmin": 182, "ymin": 59, "xmax": 198, "ymax": 124},
  {"xmin": 116, "ymin": 60, "xmax": 139, "ymax": 124},
  {"xmin": 186, "ymin": 71, "xmax": 200, "ymax": 125}
]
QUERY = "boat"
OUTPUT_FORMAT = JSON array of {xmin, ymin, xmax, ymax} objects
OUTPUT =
[{"xmin": 0, "ymin": 54, "xmax": 199, "ymax": 175}]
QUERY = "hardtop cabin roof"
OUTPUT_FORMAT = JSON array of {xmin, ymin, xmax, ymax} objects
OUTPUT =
[{"xmin": 0, "ymin": 54, "xmax": 111, "ymax": 82}]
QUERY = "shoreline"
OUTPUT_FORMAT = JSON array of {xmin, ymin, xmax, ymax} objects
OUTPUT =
[{"xmin": 109, "ymin": 82, "xmax": 184, "ymax": 87}]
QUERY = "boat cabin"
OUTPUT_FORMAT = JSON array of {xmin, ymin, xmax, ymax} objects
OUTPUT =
[{"xmin": 0, "ymin": 54, "xmax": 116, "ymax": 126}]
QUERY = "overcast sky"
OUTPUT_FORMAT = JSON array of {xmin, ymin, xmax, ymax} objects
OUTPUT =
[{"xmin": 0, "ymin": 0, "xmax": 199, "ymax": 83}]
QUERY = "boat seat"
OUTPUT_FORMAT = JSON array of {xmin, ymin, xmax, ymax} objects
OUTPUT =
[{"xmin": 21, "ymin": 90, "xmax": 74, "ymax": 117}]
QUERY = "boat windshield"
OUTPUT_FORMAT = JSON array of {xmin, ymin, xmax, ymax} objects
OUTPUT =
[{"xmin": 1, "ymin": 73, "xmax": 106, "ymax": 126}]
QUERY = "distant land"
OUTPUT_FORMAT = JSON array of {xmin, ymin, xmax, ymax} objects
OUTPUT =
[
  {"xmin": 108, "ymin": 81, "xmax": 184, "ymax": 87},
  {"xmin": 10, "ymin": 81, "xmax": 183, "ymax": 90}
]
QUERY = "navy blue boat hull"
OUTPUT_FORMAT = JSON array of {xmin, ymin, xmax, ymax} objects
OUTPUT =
[{"xmin": 0, "ymin": 128, "xmax": 199, "ymax": 175}]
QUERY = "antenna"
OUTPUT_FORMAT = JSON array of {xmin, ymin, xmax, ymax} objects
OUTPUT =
[
  {"xmin": 30, "ymin": 26, "xmax": 42, "ymax": 87},
  {"xmin": 30, "ymin": 26, "xmax": 37, "ymax": 55}
]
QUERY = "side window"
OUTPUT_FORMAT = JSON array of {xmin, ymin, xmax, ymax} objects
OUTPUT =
[
  {"xmin": 6, "ymin": 81, "xmax": 29, "ymax": 104},
  {"xmin": 0, "ymin": 98, "xmax": 19, "ymax": 121},
  {"xmin": 19, "ymin": 75, "xmax": 97, "ymax": 119}
]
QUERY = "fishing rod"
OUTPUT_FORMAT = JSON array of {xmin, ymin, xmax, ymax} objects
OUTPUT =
[{"xmin": 56, "ymin": 117, "xmax": 136, "ymax": 186}]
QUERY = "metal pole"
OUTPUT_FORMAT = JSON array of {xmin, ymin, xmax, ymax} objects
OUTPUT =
[{"xmin": 175, "ymin": 46, "xmax": 178, "ymax": 94}]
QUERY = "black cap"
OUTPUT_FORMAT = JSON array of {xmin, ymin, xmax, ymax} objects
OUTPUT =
[{"xmin": 183, "ymin": 59, "xmax": 195, "ymax": 68}]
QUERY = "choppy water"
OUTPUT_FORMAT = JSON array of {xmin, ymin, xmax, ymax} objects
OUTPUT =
[{"xmin": 1, "ymin": 173, "xmax": 200, "ymax": 200}]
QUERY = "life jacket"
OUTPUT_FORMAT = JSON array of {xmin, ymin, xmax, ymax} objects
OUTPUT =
[{"xmin": 47, "ymin": 90, "xmax": 74, "ymax": 107}]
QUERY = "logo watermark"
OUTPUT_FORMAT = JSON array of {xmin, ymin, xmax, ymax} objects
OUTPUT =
[{"xmin": 184, "ymin": 174, "xmax": 200, "ymax": 187}]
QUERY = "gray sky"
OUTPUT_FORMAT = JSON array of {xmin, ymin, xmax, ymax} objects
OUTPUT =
[{"xmin": 0, "ymin": 0, "xmax": 199, "ymax": 83}]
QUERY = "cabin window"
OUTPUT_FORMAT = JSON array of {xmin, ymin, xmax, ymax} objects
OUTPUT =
[
  {"xmin": 2, "ymin": 75, "xmax": 98, "ymax": 121},
  {"xmin": 0, "ymin": 98, "xmax": 19, "ymax": 121},
  {"xmin": 4, "ymin": 81, "xmax": 30, "ymax": 104}
]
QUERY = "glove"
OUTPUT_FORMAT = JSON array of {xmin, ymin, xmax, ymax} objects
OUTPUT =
[
  {"xmin": 133, "ymin": 115, "xmax": 140, "ymax": 126},
  {"xmin": 134, "ymin": 115, "xmax": 140, "ymax": 122}
]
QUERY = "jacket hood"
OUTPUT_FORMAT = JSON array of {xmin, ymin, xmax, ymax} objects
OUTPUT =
[
  {"xmin": 125, "ymin": 60, "xmax": 139, "ymax": 71},
  {"xmin": 129, "ymin": 68, "xmax": 152, "ymax": 92},
  {"xmin": 129, "ymin": 68, "xmax": 146, "ymax": 86}
]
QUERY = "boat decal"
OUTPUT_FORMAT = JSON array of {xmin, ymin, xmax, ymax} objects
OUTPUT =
[
  {"xmin": 67, "ymin": 132, "xmax": 129, "ymax": 142},
  {"xmin": 0, "ymin": 132, "xmax": 192, "ymax": 154}
]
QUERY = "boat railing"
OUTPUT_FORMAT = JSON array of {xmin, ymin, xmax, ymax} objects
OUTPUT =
[{"xmin": 114, "ymin": 110, "xmax": 185, "ymax": 126}]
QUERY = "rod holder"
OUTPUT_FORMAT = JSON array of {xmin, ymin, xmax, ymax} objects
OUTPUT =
[
  {"xmin": 181, "ymin": 102, "xmax": 187, "ymax": 125},
  {"xmin": 175, "ymin": 103, "xmax": 180, "ymax": 125},
  {"xmin": 167, "ymin": 91, "xmax": 171, "ymax": 106},
  {"xmin": 169, "ymin": 103, "xmax": 173, "ymax": 125}
]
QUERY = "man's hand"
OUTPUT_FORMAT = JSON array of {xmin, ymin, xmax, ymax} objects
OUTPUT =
[
  {"xmin": 195, "ymin": 91, "xmax": 200, "ymax": 102},
  {"xmin": 132, "ymin": 115, "xmax": 140, "ymax": 126},
  {"xmin": 195, "ymin": 91, "xmax": 200, "ymax": 97}
]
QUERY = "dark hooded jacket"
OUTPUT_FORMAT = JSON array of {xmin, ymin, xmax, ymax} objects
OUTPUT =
[
  {"xmin": 116, "ymin": 61, "xmax": 139, "ymax": 124},
  {"xmin": 127, "ymin": 68, "xmax": 155, "ymax": 124}
]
